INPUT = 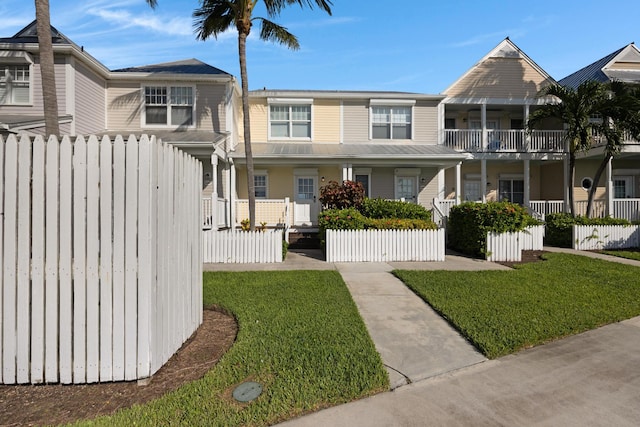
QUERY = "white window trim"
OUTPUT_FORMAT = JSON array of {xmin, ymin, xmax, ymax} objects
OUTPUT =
[
  {"xmin": 141, "ymin": 84, "xmax": 197, "ymax": 129},
  {"xmin": 267, "ymin": 98, "xmax": 313, "ymax": 141},
  {"xmin": 369, "ymin": 102, "xmax": 415, "ymax": 141},
  {"xmin": 254, "ymin": 169, "xmax": 269, "ymax": 199},
  {"xmin": 0, "ymin": 63, "xmax": 33, "ymax": 106},
  {"xmin": 354, "ymin": 168, "xmax": 372, "ymax": 197}
]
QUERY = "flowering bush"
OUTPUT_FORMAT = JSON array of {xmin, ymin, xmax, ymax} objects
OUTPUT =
[{"xmin": 319, "ymin": 180, "xmax": 365, "ymax": 210}]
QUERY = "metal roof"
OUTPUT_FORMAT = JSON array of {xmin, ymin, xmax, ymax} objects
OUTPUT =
[
  {"xmin": 0, "ymin": 20, "xmax": 72, "ymax": 45},
  {"xmin": 113, "ymin": 59, "xmax": 231, "ymax": 76},
  {"xmin": 249, "ymin": 89, "xmax": 444, "ymax": 101},
  {"xmin": 559, "ymin": 46, "xmax": 626, "ymax": 89},
  {"xmin": 230, "ymin": 143, "xmax": 467, "ymax": 164}
]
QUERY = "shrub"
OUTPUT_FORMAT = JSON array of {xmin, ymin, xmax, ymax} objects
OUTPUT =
[
  {"xmin": 448, "ymin": 201, "xmax": 537, "ymax": 257},
  {"xmin": 319, "ymin": 180, "xmax": 365, "ymax": 210},
  {"xmin": 545, "ymin": 213, "xmax": 631, "ymax": 248},
  {"xmin": 359, "ymin": 198, "xmax": 432, "ymax": 221},
  {"xmin": 365, "ymin": 218, "xmax": 438, "ymax": 230}
]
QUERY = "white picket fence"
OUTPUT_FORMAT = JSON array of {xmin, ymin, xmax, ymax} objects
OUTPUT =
[
  {"xmin": 0, "ymin": 134, "xmax": 202, "ymax": 385},
  {"xmin": 573, "ymin": 225, "xmax": 640, "ymax": 250},
  {"xmin": 326, "ymin": 229, "xmax": 445, "ymax": 262},
  {"xmin": 203, "ymin": 229, "xmax": 283, "ymax": 263},
  {"xmin": 486, "ymin": 225, "xmax": 545, "ymax": 262}
]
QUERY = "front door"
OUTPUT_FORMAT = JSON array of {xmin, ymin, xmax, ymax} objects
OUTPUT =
[
  {"xmin": 396, "ymin": 176, "xmax": 417, "ymax": 203},
  {"xmin": 294, "ymin": 176, "xmax": 318, "ymax": 225}
]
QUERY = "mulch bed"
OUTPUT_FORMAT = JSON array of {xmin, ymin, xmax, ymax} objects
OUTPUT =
[
  {"xmin": 496, "ymin": 250, "xmax": 548, "ymax": 268},
  {"xmin": 0, "ymin": 308, "xmax": 238, "ymax": 427}
]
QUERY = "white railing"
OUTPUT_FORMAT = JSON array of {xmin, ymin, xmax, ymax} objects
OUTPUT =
[
  {"xmin": 573, "ymin": 225, "xmax": 640, "ymax": 250},
  {"xmin": 217, "ymin": 197, "xmax": 230, "ymax": 228},
  {"xmin": 486, "ymin": 225, "xmax": 545, "ymax": 262},
  {"xmin": 235, "ymin": 198, "xmax": 292, "ymax": 227},
  {"xmin": 325, "ymin": 228, "xmax": 445, "ymax": 262},
  {"xmin": 613, "ymin": 199, "xmax": 640, "ymax": 222},
  {"xmin": 528, "ymin": 130, "xmax": 565, "ymax": 152},
  {"xmin": 432, "ymin": 198, "xmax": 456, "ymax": 220},
  {"xmin": 0, "ymin": 134, "xmax": 202, "ymax": 385},
  {"xmin": 443, "ymin": 129, "xmax": 565, "ymax": 153},
  {"xmin": 202, "ymin": 197, "xmax": 213, "ymax": 229},
  {"xmin": 486, "ymin": 130, "xmax": 525, "ymax": 151},
  {"xmin": 203, "ymin": 230, "xmax": 283, "ymax": 263},
  {"xmin": 443, "ymin": 129, "xmax": 482, "ymax": 152}
]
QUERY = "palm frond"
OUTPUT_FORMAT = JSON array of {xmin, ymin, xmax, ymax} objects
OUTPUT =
[
  {"xmin": 193, "ymin": 0, "xmax": 237, "ymax": 40},
  {"xmin": 266, "ymin": 0, "xmax": 333, "ymax": 16},
  {"xmin": 257, "ymin": 18, "xmax": 300, "ymax": 49}
]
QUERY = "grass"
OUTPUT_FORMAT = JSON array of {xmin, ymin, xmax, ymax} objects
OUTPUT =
[
  {"xmin": 601, "ymin": 249, "xmax": 640, "ymax": 261},
  {"xmin": 394, "ymin": 252, "xmax": 640, "ymax": 359},
  {"xmin": 81, "ymin": 271, "xmax": 388, "ymax": 426}
]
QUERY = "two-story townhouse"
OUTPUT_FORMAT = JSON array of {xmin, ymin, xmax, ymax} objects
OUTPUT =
[
  {"xmin": 227, "ymin": 90, "xmax": 467, "ymax": 229},
  {"xmin": 558, "ymin": 43, "xmax": 640, "ymax": 214},
  {"xmin": 0, "ymin": 21, "xmax": 240, "ymax": 217},
  {"xmin": 438, "ymin": 38, "xmax": 640, "ymax": 220}
]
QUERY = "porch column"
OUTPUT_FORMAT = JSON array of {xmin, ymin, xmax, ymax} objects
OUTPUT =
[
  {"xmin": 523, "ymin": 158, "xmax": 530, "ymax": 208},
  {"xmin": 455, "ymin": 162, "xmax": 462, "ymax": 204},
  {"xmin": 481, "ymin": 103, "xmax": 488, "ymax": 150},
  {"xmin": 210, "ymin": 155, "xmax": 219, "ymax": 230},
  {"xmin": 606, "ymin": 157, "xmax": 613, "ymax": 217},
  {"xmin": 229, "ymin": 158, "xmax": 236, "ymax": 229},
  {"xmin": 481, "ymin": 159, "xmax": 487, "ymax": 203},
  {"xmin": 437, "ymin": 168, "xmax": 446, "ymax": 199},
  {"xmin": 523, "ymin": 105, "xmax": 531, "ymax": 150},
  {"xmin": 342, "ymin": 163, "xmax": 353, "ymax": 181}
]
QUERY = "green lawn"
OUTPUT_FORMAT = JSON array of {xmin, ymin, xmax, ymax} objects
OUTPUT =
[
  {"xmin": 394, "ymin": 252, "xmax": 640, "ymax": 359},
  {"xmin": 601, "ymin": 249, "xmax": 640, "ymax": 261},
  {"xmin": 82, "ymin": 271, "xmax": 388, "ymax": 426}
]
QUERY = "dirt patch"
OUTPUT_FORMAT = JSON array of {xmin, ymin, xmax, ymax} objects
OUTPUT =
[
  {"xmin": 497, "ymin": 250, "xmax": 548, "ymax": 268},
  {"xmin": 0, "ymin": 308, "xmax": 238, "ymax": 427}
]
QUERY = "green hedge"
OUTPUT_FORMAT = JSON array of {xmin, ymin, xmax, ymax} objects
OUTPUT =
[
  {"xmin": 448, "ymin": 201, "xmax": 539, "ymax": 257},
  {"xmin": 364, "ymin": 218, "xmax": 437, "ymax": 230},
  {"xmin": 545, "ymin": 213, "xmax": 631, "ymax": 248},
  {"xmin": 359, "ymin": 198, "xmax": 432, "ymax": 221}
]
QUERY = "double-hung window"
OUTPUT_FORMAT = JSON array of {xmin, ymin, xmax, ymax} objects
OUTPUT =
[
  {"xmin": 254, "ymin": 173, "xmax": 268, "ymax": 199},
  {"xmin": 370, "ymin": 101, "xmax": 414, "ymax": 140},
  {"xmin": 144, "ymin": 86, "xmax": 194, "ymax": 127},
  {"xmin": 269, "ymin": 102, "xmax": 312, "ymax": 139},
  {"xmin": 0, "ymin": 65, "xmax": 30, "ymax": 105},
  {"xmin": 498, "ymin": 177, "xmax": 524, "ymax": 205}
]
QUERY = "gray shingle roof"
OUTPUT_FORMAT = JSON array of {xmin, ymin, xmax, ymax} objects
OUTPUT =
[
  {"xmin": 113, "ymin": 59, "xmax": 231, "ymax": 76},
  {"xmin": 0, "ymin": 20, "xmax": 72, "ymax": 45},
  {"xmin": 559, "ymin": 46, "xmax": 626, "ymax": 89}
]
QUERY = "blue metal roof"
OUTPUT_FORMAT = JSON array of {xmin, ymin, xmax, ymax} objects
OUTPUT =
[
  {"xmin": 113, "ymin": 59, "xmax": 231, "ymax": 76},
  {"xmin": 559, "ymin": 46, "xmax": 626, "ymax": 89}
]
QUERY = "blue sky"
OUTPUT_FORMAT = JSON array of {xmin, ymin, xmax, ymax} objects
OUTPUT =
[{"xmin": 2, "ymin": 0, "xmax": 638, "ymax": 93}]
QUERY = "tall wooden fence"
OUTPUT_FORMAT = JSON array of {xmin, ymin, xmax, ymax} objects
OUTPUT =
[{"xmin": 0, "ymin": 134, "xmax": 202, "ymax": 385}]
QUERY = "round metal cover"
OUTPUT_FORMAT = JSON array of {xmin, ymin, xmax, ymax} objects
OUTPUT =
[{"xmin": 232, "ymin": 381, "xmax": 263, "ymax": 402}]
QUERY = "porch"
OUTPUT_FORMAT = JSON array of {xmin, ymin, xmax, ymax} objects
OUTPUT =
[{"xmin": 442, "ymin": 129, "xmax": 565, "ymax": 153}]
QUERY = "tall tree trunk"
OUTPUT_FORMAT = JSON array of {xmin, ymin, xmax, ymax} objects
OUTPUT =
[
  {"xmin": 238, "ymin": 31, "xmax": 256, "ymax": 230},
  {"xmin": 568, "ymin": 152, "xmax": 576, "ymax": 217},
  {"xmin": 35, "ymin": 0, "xmax": 60, "ymax": 137},
  {"xmin": 586, "ymin": 153, "xmax": 612, "ymax": 218}
]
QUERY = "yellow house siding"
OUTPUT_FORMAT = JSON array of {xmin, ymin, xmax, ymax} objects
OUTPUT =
[
  {"xmin": 313, "ymin": 99, "xmax": 340, "ymax": 143},
  {"xmin": 248, "ymin": 101, "xmax": 268, "ymax": 142},
  {"xmin": 343, "ymin": 100, "xmax": 369, "ymax": 142},
  {"xmin": 609, "ymin": 62, "xmax": 640, "ymax": 70},
  {"xmin": 107, "ymin": 82, "xmax": 141, "ymax": 130},
  {"xmin": 447, "ymin": 58, "xmax": 552, "ymax": 99}
]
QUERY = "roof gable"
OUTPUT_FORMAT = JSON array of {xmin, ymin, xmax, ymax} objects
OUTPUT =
[
  {"xmin": 444, "ymin": 38, "xmax": 555, "ymax": 100},
  {"xmin": 0, "ymin": 20, "xmax": 73, "ymax": 45}
]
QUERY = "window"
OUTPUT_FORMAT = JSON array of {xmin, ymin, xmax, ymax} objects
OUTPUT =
[
  {"xmin": 498, "ymin": 179, "xmax": 524, "ymax": 205},
  {"xmin": 444, "ymin": 118, "xmax": 456, "ymax": 129},
  {"xmin": 372, "ymin": 106, "xmax": 412, "ymax": 139},
  {"xmin": 0, "ymin": 65, "xmax": 30, "ymax": 105},
  {"xmin": 269, "ymin": 104, "xmax": 311, "ymax": 138},
  {"xmin": 144, "ymin": 86, "xmax": 194, "ymax": 127},
  {"xmin": 355, "ymin": 174, "xmax": 370, "ymax": 197},
  {"xmin": 254, "ymin": 174, "xmax": 268, "ymax": 199},
  {"xmin": 613, "ymin": 176, "xmax": 633, "ymax": 198}
]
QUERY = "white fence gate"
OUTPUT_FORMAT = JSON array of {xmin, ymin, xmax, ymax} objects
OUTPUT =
[
  {"xmin": 326, "ymin": 229, "xmax": 445, "ymax": 262},
  {"xmin": 0, "ymin": 134, "xmax": 202, "ymax": 385},
  {"xmin": 203, "ymin": 230, "xmax": 283, "ymax": 263},
  {"xmin": 573, "ymin": 225, "xmax": 640, "ymax": 250},
  {"xmin": 486, "ymin": 225, "xmax": 545, "ymax": 262}
]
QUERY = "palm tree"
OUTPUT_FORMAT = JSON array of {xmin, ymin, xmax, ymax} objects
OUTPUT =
[
  {"xmin": 35, "ymin": 0, "xmax": 59, "ymax": 136},
  {"xmin": 527, "ymin": 81, "xmax": 609, "ymax": 216},
  {"xmin": 585, "ymin": 81, "xmax": 640, "ymax": 217},
  {"xmin": 193, "ymin": 0, "xmax": 332, "ymax": 230}
]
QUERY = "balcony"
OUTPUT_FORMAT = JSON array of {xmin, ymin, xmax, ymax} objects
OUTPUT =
[{"xmin": 443, "ymin": 129, "xmax": 565, "ymax": 153}]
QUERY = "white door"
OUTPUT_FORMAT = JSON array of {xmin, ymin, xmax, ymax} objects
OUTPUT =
[
  {"xmin": 613, "ymin": 176, "xmax": 634, "ymax": 198},
  {"xmin": 395, "ymin": 176, "xmax": 417, "ymax": 203},
  {"xmin": 294, "ymin": 176, "xmax": 318, "ymax": 225}
]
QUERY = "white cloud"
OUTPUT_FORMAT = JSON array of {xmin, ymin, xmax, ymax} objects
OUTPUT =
[{"xmin": 88, "ymin": 8, "xmax": 193, "ymax": 36}]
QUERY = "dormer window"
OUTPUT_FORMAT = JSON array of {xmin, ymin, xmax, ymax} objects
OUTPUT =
[
  {"xmin": 0, "ymin": 65, "xmax": 30, "ymax": 105},
  {"xmin": 144, "ymin": 86, "xmax": 194, "ymax": 127}
]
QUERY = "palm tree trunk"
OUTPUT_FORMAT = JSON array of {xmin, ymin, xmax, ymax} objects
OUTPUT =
[
  {"xmin": 238, "ymin": 31, "xmax": 256, "ymax": 231},
  {"xmin": 35, "ymin": 0, "xmax": 60, "ymax": 137},
  {"xmin": 586, "ymin": 153, "xmax": 612, "ymax": 218}
]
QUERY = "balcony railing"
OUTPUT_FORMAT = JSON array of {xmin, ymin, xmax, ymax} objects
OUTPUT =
[{"xmin": 442, "ymin": 129, "xmax": 565, "ymax": 153}]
